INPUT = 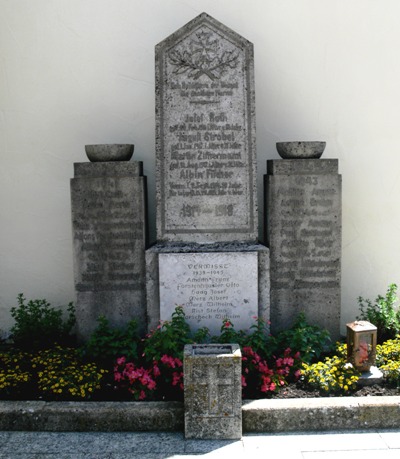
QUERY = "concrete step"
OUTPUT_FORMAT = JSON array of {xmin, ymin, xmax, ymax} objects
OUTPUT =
[{"xmin": 1, "ymin": 397, "xmax": 400, "ymax": 432}]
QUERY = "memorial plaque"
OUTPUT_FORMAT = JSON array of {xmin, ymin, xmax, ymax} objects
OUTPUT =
[
  {"xmin": 265, "ymin": 159, "xmax": 341, "ymax": 340},
  {"xmin": 155, "ymin": 12, "xmax": 257, "ymax": 243},
  {"xmin": 159, "ymin": 252, "xmax": 258, "ymax": 335},
  {"xmin": 71, "ymin": 162, "xmax": 147, "ymax": 339}
]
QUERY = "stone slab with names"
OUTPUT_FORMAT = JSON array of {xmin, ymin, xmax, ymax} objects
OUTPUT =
[
  {"xmin": 70, "ymin": 162, "xmax": 148, "ymax": 339},
  {"xmin": 159, "ymin": 252, "xmax": 257, "ymax": 336},
  {"xmin": 146, "ymin": 242, "xmax": 270, "ymax": 335},
  {"xmin": 155, "ymin": 12, "xmax": 257, "ymax": 243},
  {"xmin": 265, "ymin": 159, "xmax": 341, "ymax": 340}
]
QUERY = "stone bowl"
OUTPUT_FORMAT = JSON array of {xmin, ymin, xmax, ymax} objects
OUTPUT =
[
  {"xmin": 276, "ymin": 141, "xmax": 326, "ymax": 159},
  {"xmin": 85, "ymin": 144, "xmax": 134, "ymax": 162}
]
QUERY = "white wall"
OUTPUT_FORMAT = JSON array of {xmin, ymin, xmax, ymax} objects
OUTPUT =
[{"xmin": 1, "ymin": 0, "xmax": 400, "ymax": 336}]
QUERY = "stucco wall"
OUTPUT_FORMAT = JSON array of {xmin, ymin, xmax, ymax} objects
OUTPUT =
[{"xmin": 1, "ymin": 0, "xmax": 400, "ymax": 336}]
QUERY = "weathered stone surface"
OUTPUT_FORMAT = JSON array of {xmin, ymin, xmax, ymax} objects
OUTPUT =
[
  {"xmin": 2, "ymin": 397, "xmax": 400, "ymax": 432},
  {"xmin": 146, "ymin": 242, "xmax": 270, "ymax": 334},
  {"xmin": 184, "ymin": 344, "xmax": 242, "ymax": 439},
  {"xmin": 242, "ymin": 397, "xmax": 400, "ymax": 432},
  {"xmin": 70, "ymin": 162, "xmax": 148, "ymax": 339},
  {"xmin": 155, "ymin": 12, "xmax": 257, "ymax": 243},
  {"xmin": 0, "ymin": 401, "xmax": 183, "ymax": 432},
  {"xmin": 265, "ymin": 159, "xmax": 341, "ymax": 340},
  {"xmin": 357, "ymin": 366, "xmax": 384, "ymax": 387},
  {"xmin": 159, "ymin": 252, "xmax": 257, "ymax": 335}
]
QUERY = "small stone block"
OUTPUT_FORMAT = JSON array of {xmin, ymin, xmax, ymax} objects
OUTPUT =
[
  {"xmin": 357, "ymin": 366, "xmax": 384, "ymax": 387},
  {"xmin": 184, "ymin": 344, "xmax": 242, "ymax": 439}
]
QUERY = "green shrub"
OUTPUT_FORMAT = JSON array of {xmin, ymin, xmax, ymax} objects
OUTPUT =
[
  {"xmin": 142, "ymin": 306, "xmax": 194, "ymax": 362},
  {"xmin": 211, "ymin": 318, "xmax": 247, "ymax": 345},
  {"xmin": 271, "ymin": 312, "xmax": 332, "ymax": 364},
  {"xmin": 0, "ymin": 351, "xmax": 32, "ymax": 398},
  {"xmin": 376, "ymin": 336, "xmax": 400, "ymax": 386},
  {"xmin": 357, "ymin": 284, "xmax": 400, "ymax": 343},
  {"xmin": 301, "ymin": 343, "xmax": 360, "ymax": 393},
  {"xmin": 82, "ymin": 316, "xmax": 139, "ymax": 365},
  {"xmin": 10, "ymin": 294, "xmax": 75, "ymax": 350},
  {"xmin": 32, "ymin": 346, "xmax": 107, "ymax": 400}
]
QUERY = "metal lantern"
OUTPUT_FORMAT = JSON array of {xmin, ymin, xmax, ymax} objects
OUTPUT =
[{"xmin": 346, "ymin": 321, "xmax": 377, "ymax": 372}]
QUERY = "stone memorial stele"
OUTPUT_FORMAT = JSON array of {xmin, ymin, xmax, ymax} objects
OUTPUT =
[
  {"xmin": 147, "ymin": 12, "xmax": 270, "ymax": 335},
  {"xmin": 71, "ymin": 161, "xmax": 148, "ymax": 340},
  {"xmin": 155, "ymin": 12, "xmax": 257, "ymax": 244},
  {"xmin": 265, "ymin": 157, "xmax": 341, "ymax": 340},
  {"xmin": 184, "ymin": 344, "xmax": 242, "ymax": 439}
]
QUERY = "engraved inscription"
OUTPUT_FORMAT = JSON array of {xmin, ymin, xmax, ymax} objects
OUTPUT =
[
  {"xmin": 159, "ymin": 253, "xmax": 258, "ymax": 335},
  {"xmin": 157, "ymin": 16, "xmax": 256, "ymax": 241},
  {"xmin": 72, "ymin": 178, "xmax": 144, "ymax": 292},
  {"xmin": 270, "ymin": 175, "xmax": 340, "ymax": 291}
]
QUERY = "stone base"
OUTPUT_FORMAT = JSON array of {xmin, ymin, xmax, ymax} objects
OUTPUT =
[
  {"xmin": 184, "ymin": 344, "xmax": 242, "ymax": 439},
  {"xmin": 146, "ymin": 242, "xmax": 270, "ymax": 335},
  {"xmin": 75, "ymin": 290, "xmax": 146, "ymax": 341},
  {"xmin": 70, "ymin": 161, "xmax": 148, "ymax": 341},
  {"xmin": 265, "ymin": 159, "xmax": 342, "ymax": 341},
  {"xmin": 357, "ymin": 366, "xmax": 384, "ymax": 387}
]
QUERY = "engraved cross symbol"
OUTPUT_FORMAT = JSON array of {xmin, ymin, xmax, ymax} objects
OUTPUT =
[{"xmin": 197, "ymin": 364, "xmax": 233, "ymax": 415}]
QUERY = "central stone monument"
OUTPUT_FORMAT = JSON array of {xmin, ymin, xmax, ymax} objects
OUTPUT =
[{"xmin": 147, "ymin": 13, "xmax": 270, "ymax": 335}]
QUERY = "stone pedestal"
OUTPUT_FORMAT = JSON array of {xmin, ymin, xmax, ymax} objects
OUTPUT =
[
  {"xmin": 70, "ymin": 162, "xmax": 148, "ymax": 340},
  {"xmin": 184, "ymin": 344, "xmax": 242, "ymax": 439},
  {"xmin": 146, "ymin": 242, "xmax": 269, "ymax": 335},
  {"xmin": 265, "ymin": 159, "xmax": 341, "ymax": 340},
  {"xmin": 147, "ymin": 13, "xmax": 270, "ymax": 334}
]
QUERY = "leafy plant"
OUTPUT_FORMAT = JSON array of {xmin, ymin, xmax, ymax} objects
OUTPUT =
[
  {"xmin": 142, "ymin": 306, "xmax": 193, "ymax": 362},
  {"xmin": 272, "ymin": 312, "xmax": 332, "ymax": 364},
  {"xmin": 357, "ymin": 284, "xmax": 400, "ymax": 343},
  {"xmin": 31, "ymin": 346, "xmax": 107, "ymax": 400},
  {"xmin": 10, "ymin": 294, "xmax": 75, "ymax": 351},
  {"xmin": 211, "ymin": 319, "xmax": 246, "ymax": 345},
  {"xmin": 113, "ymin": 354, "xmax": 184, "ymax": 401},
  {"xmin": 0, "ymin": 351, "xmax": 32, "ymax": 398},
  {"xmin": 242, "ymin": 346, "xmax": 301, "ymax": 398},
  {"xmin": 376, "ymin": 336, "xmax": 400, "ymax": 386},
  {"xmin": 301, "ymin": 343, "xmax": 360, "ymax": 393},
  {"xmin": 82, "ymin": 316, "xmax": 139, "ymax": 366}
]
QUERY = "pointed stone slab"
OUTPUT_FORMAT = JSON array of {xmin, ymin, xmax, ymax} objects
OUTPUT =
[{"xmin": 155, "ymin": 13, "xmax": 257, "ymax": 243}]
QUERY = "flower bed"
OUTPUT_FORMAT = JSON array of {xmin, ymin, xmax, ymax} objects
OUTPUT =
[{"xmin": 2, "ymin": 291, "xmax": 400, "ymax": 402}]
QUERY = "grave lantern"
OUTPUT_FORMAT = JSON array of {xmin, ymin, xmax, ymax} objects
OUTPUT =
[{"xmin": 346, "ymin": 321, "xmax": 377, "ymax": 372}]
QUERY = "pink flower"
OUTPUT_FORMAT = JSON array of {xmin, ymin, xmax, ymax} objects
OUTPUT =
[
  {"xmin": 283, "ymin": 357, "xmax": 294, "ymax": 366},
  {"xmin": 139, "ymin": 390, "xmax": 146, "ymax": 400},
  {"xmin": 153, "ymin": 364, "xmax": 161, "ymax": 377},
  {"xmin": 116, "ymin": 356, "xmax": 126, "ymax": 366},
  {"xmin": 241, "ymin": 375, "xmax": 247, "ymax": 387},
  {"xmin": 172, "ymin": 371, "xmax": 183, "ymax": 386},
  {"xmin": 161, "ymin": 354, "xmax": 175, "ymax": 368}
]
